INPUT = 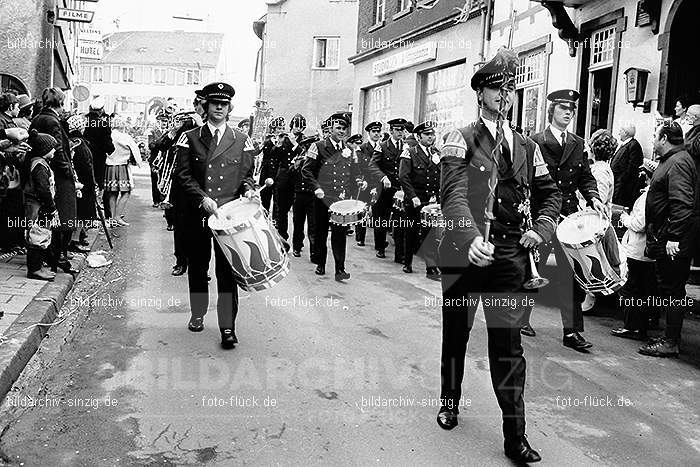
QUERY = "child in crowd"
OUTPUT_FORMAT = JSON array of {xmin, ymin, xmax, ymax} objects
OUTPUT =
[{"xmin": 23, "ymin": 130, "xmax": 60, "ymax": 281}]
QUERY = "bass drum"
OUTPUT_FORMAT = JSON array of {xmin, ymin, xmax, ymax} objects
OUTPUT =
[{"xmin": 208, "ymin": 198, "xmax": 289, "ymax": 292}]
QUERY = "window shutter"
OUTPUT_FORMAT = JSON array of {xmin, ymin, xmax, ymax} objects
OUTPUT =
[{"xmin": 328, "ymin": 38, "xmax": 340, "ymax": 69}]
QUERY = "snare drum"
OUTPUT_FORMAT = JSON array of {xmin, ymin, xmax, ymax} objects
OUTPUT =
[
  {"xmin": 328, "ymin": 199, "xmax": 368, "ymax": 226},
  {"xmin": 393, "ymin": 190, "xmax": 405, "ymax": 211},
  {"xmin": 556, "ymin": 210, "xmax": 624, "ymax": 295},
  {"xmin": 420, "ymin": 203, "xmax": 445, "ymax": 238},
  {"xmin": 208, "ymin": 198, "xmax": 289, "ymax": 292}
]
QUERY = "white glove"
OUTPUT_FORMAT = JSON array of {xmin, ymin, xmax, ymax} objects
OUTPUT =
[
  {"xmin": 245, "ymin": 190, "xmax": 257, "ymax": 200},
  {"xmin": 412, "ymin": 197, "xmax": 421, "ymax": 208},
  {"xmin": 360, "ymin": 180, "xmax": 368, "ymax": 191},
  {"xmin": 314, "ymin": 188, "xmax": 325, "ymax": 199},
  {"xmin": 265, "ymin": 177, "xmax": 274, "ymax": 187},
  {"xmin": 370, "ymin": 188, "xmax": 377, "ymax": 196},
  {"xmin": 381, "ymin": 176, "xmax": 391, "ymax": 189}
]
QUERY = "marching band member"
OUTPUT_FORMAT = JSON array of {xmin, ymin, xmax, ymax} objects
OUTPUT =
[
  {"xmin": 355, "ymin": 121, "xmax": 383, "ymax": 246},
  {"xmin": 301, "ymin": 113, "xmax": 359, "ymax": 281},
  {"xmin": 368, "ymin": 118, "xmax": 406, "ymax": 259},
  {"xmin": 521, "ymin": 90, "xmax": 606, "ymax": 350},
  {"xmin": 259, "ymin": 117, "xmax": 284, "ymax": 214},
  {"xmin": 273, "ymin": 114, "xmax": 307, "ymax": 242},
  {"xmin": 291, "ymin": 131, "xmax": 319, "ymax": 259},
  {"xmin": 398, "ymin": 121, "xmax": 441, "ymax": 279},
  {"xmin": 437, "ymin": 48, "xmax": 560, "ymax": 464},
  {"xmin": 175, "ymin": 82, "xmax": 257, "ymax": 350}
]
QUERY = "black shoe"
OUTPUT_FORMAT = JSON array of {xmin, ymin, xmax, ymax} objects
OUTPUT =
[
  {"xmin": 188, "ymin": 316, "xmax": 204, "ymax": 332},
  {"xmin": 335, "ymin": 269, "xmax": 350, "ymax": 281},
  {"xmin": 357, "ymin": 241, "xmax": 365, "ymax": 246},
  {"xmin": 436, "ymin": 406, "xmax": 458, "ymax": 430},
  {"xmin": 27, "ymin": 269, "xmax": 56, "ymax": 281},
  {"xmin": 426, "ymin": 267, "xmax": 441, "ymax": 281},
  {"xmin": 315, "ymin": 265, "xmax": 325, "ymax": 275},
  {"xmin": 504, "ymin": 436, "xmax": 541, "ymax": 463},
  {"xmin": 166, "ymin": 224, "xmax": 174, "ymax": 231},
  {"xmin": 402, "ymin": 265, "xmax": 413, "ymax": 273},
  {"xmin": 520, "ymin": 324, "xmax": 536, "ymax": 337},
  {"xmin": 293, "ymin": 250, "xmax": 301, "ymax": 257},
  {"xmin": 638, "ymin": 337, "xmax": 679, "ymax": 357},
  {"xmin": 172, "ymin": 264, "xmax": 187, "ymax": 276},
  {"xmin": 57, "ymin": 260, "xmax": 79, "ymax": 275},
  {"xmin": 563, "ymin": 332, "xmax": 593, "ymax": 351},
  {"xmin": 611, "ymin": 328, "xmax": 646, "ymax": 340},
  {"xmin": 347, "ymin": 229, "xmax": 354, "ymax": 236},
  {"xmin": 221, "ymin": 328, "xmax": 237, "ymax": 349},
  {"xmin": 376, "ymin": 250, "xmax": 386, "ymax": 258}
]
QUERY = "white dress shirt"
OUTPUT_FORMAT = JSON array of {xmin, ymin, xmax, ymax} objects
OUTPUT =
[
  {"xmin": 548, "ymin": 124, "xmax": 567, "ymax": 147},
  {"xmin": 481, "ymin": 117, "xmax": 514, "ymax": 155},
  {"xmin": 207, "ymin": 121, "xmax": 227, "ymax": 144}
]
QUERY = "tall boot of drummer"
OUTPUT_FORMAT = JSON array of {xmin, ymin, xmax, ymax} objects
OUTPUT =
[{"xmin": 174, "ymin": 81, "xmax": 257, "ymax": 349}]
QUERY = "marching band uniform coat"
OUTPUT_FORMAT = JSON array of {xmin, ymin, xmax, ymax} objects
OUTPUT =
[
  {"xmin": 274, "ymin": 134, "xmax": 305, "ymax": 240},
  {"xmin": 354, "ymin": 140, "xmax": 378, "ymax": 244},
  {"xmin": 301, "ymin": 137, "xmax": 359, "ymax": 272},
  {"xmin": 368, "ymin": 138, "xmax": 403, "ymax": 254},
  {"xmin": 175, "ymin": 124, "xmax": 256, "ymax": 329},
  {"xmin": 259, "ymin": 139, "xmax": 278, "ymax": 213},
  {"xmin": 439, "ymin": 119, "xmax": 560, "ymax": 440}
]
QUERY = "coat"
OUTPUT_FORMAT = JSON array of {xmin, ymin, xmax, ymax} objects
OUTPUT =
[
  {"xmin": 610, "ymin": 138, "xmax": 644, "ymax": 209},
  {"xmin": 368, "ymin": 138, "xmax": 403, "ymax": 189},
  {"xmin": 645, "ymin": 146, "xmax": 698, "ymax": 259},
  {"xmin": 301, "ymin": 137, "xmax": 360, "ymax": 204},
  {"xmin": 398, "ymin": 144, "xmax": 441, "ymax": 204},
  {"xmin": 440, "ymin": 120, "xmax": 561, "ymax": 265},
  {"xmin": 72, "ymin": 138, "xmax": 97, "ymax": 220},
  {"xmin": 84, "ymin": 109, "xmax": 114, "ymax": 188},
  {"xmin": 29, "ymin": 108, "xmax": 77, "ymax": 230},
  {"xmin": 531, "ymin": 127, "xmax": 599, "ymax": 217}
]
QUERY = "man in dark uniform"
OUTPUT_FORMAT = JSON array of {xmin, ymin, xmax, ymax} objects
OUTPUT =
[
  {"xmin": 259, "ymin": 117, "xmax": 284, "ymax": 214},
  {"xmin": 291, "ymin": 130, "xmax": 320, "ymax": 259},
  {"xmin": 398, "ymin": 121, "xmax": 441, "ymax": 279},
  {"xmin": 403, "ymin": 121, "xmax": 418, "ymax": 148},
  {"xmin": 301, "ymin": 113, "xmax": 359, "ymax": 281},
  {"xmin": 355, "ymin": 121, "xmax": 382, "ymax": 246},
  {"xmin": 437, "ymin": 48, "xmax": 561, "ymax": 464},
  {"xmin": 273, "ymin": 114, "xmax": 307, "ymax": 242},
  {"xmin": 152, "ymin": 92, "xmax": 205, "ymax": 276},
  {"xmin": 522, "ymin": 90, "xmax": 606, "ymax": 350},
  {"xmin": 237, "ymin": 118, "xmax": 250, "ymax": 134},
  {"xmin": 175, "ymin": 82, "xmax": 257, "ymax": 350},
  {"xmin": 368, "ymin": 118, "xmax": 406, "ymax": 259}
]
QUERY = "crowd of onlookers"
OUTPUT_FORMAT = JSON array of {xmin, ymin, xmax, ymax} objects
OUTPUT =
[{"xmin": 0, "ymin": 88, "xmax": 142, "ymax": 281}]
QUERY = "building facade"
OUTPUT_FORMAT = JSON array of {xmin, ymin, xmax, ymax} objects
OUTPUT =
[
  {"xmin": 254, "ymin": 0, "xmax": 359, "ymax": 131},
  {"xmin": 0, "ymin": 0, "xmax": 81, "ymax": 99},
  {"xmin": 79, "ymin": 31, "xmax": 225, "ymax": 117}
]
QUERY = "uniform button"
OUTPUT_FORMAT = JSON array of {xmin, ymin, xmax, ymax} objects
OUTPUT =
[
  {"xmin": 217, "ymin": 187, "xmax": 221, "ymax": 191},
  {"xmin": 221, "ymin": 163, "xmax": 225, "ymax": 167},
  {"xmin": 208, "ymin": 188, "xmax": 212, "ymax": 192},
  {"xmin": 480, "ymin": 166, "xmax": 485, "ymax": 171},
  {"xmin": 208, "ymin": 176, "xmax": 212, "ymax": 180},
  {"xmin": 570, "ymin": 169, "xmax": 573, "ymax": 172},
  {"xmin": 220, "ymin": 176, "xmax": 223, "ymax": 179},
  {"xmin": 502, "ymin": 234, "xmax": 506, "ymax": 239},
  {"xmin": 208, "ymin": 164, "xmax": 212, "ymax": 168},
  {"xmin": 498, "ymin": 198, "xmax": 502, "ymax": 203}
]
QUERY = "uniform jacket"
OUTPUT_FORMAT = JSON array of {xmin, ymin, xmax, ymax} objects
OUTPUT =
[
  {"xmin": 645, "ymin": 146, "xmax": 698, "ymax": 259},
  {"xmin": 531, "ymin": 127, "xmax": 598, "ymax": 216},
  {"xmin": 175, "ymin": 124, "xmax": 256, "ymax": 210},
  {"xmin": 399, "ymin": 144, "xmax": 441, "ymax": 203},
  {"xmin": 368, "ymin": 138, "xmax": 403, "ymax": 188},
  {"xmin": 301, "ymin": 137, "xmax": 359, "ymax": 203},
  {"xmin": 440, "ymin": 120, "xmax": 561, "ymax": 260},
  {"xmin": 259, "ymin": 139, "xmax": 279, "ymax": 182},
  {"xmin": 611, "ymin": 137, "xmax": 643, "ymax": 209}
]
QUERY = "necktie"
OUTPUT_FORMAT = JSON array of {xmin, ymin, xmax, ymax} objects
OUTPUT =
[
  {"xmin": 500, "ymin": 136, "xmax": 512, "ymax": 168},
  {"xmin": 560, "ymin": 131, "xmax": 566, "ymax": 147},
  {"xmin": 209, "ymin": 128, "xmax": 219, "ymax": 157},
  {"xmin": 397, "ymin": 140, "xmax": 402, "ymax": 152}
]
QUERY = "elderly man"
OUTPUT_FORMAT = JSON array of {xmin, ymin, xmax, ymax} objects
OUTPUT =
[{"xmin": 611, "ymin": 122, "xmax": 644, "ymax": 210}]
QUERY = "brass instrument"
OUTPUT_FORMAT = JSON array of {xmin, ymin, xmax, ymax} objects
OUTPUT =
[{"xmin": 153, "ymin": 111, "xmax": 197, "ymax": 209}]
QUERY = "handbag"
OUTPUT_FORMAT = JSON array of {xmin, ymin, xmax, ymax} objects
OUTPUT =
[{"xmin": 27, "ymin": 222, "xmax": 52, "ymax": 249}]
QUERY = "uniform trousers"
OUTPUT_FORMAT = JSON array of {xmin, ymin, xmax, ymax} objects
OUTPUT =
[
  {"xmin": 403, "ymin": 205, "xmax": 438, "ymax": 269},
  {"xmin": 186, "ymin": 213, "xmax": 238, "ymax": 329},
  {"xmin": 354, "ymin": 190, "xmax": 371, "ymax": 244},
  {"xmin": 274, "ymin": 169, "xmax": 295, "ymax": 240},
  {"xmin": 391, "ymin": 206, "xmax": 406, "ymax": 262},
  {"xmin": 439, "ymin": 234, "xmax": 529, "ymax": 439},
  {"xmin": 312, "ymin": 198, "xmax": 347, "ymax": 271},
  {"xmin": 524, "ymin": 239, "xmax": 585, "ymax": 334},
  {"xmin": 292, "ymin": 191, "xmax": 316, "ymax": 255},
  {"xmin": 260, "ymin": 185, "xmax": 274, "ymax": 216},
  {"xmin": 371, "ymin": 186, "xmax": 396, "ymax": 252}
]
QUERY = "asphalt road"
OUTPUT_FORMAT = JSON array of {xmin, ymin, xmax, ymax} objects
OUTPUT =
[{"xmin": 1, "ymin": 177, "xmax": 699, "ymax": 466}]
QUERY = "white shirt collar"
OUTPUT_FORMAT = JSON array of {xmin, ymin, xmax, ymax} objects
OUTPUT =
[
  {"xmin": 481, "ymin": 117, "xmax": 514, "ymax": 150},
  {"xmin": 548, "ymin": 124, "xmax": 567, "ymax": 141},
  {"xmin": 390, "ymin": 137, "xmax": 402, "ymax": 148},
  {"xmin": 207, "ymin": 121, "xmax": 227, "ymax": 143}
]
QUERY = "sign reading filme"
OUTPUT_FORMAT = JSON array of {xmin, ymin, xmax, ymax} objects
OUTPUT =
[{"xmin": 57, "ymin": 8, "xmax": 95, "ymax": 23}]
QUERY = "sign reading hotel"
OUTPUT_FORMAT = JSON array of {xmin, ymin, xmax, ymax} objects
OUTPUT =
[{"xmin": 372, "ymin": 43, "xmax": 437, "ymax": 77}]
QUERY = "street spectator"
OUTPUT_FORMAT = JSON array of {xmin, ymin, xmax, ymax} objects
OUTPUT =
[
  {"xmin": 611, "ymin": 159, "xmax": 658, "ymax": 340},
  {"xmin": 22, "ymin": 130, "xmax": 60, "ymax": 281},
  {"xmin": 105, "ymin": 116, "xmax": 141, "ymax": 226},
  {"xmin": 83, "ymin": 96, "xmax": 114, "ymax": 213},
  {"xmin": 0, "ymin": 92, "xmax": 26, "ymax": 255},
  {"xmin": 67, "ymin": 114, "xmax": 96, "ymax": 251},
  {"xmin": 640, "ymin": 122, "xmax": 698, "ymax": 357},
  {"xmin": 673, "ymin": 95, "xmax": 689, "ymax": 122},
  {"xmin": 684, "ymin": 104, "xmax": 700, "ymax": 266},
  {"xmin": 611, "ymin": 122, "xmax": 644, "ymax": 210},
  {"xmin": 13, "ymin": 94, "xmax": 35, "ymax": 130},
  {"xmin": 29, "ymin": 87, "xmax": 78, "ymax": 274}
]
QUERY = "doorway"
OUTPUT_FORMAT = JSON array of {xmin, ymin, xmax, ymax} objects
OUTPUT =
[{"xmin": 664, "ymin": 0, "xmax": 700, "ymax": 114}]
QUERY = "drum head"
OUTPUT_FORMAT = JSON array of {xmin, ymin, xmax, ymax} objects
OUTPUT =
[
  {"xmin": 209, "ymin": 198, "xmax": 261, "ymax": 230},
  {"xmin": 557, "ymin": 210, "xmax": 608, "ymax": 246},
  {"xmin": 329, "ymin": 199, "xmax": 366, "ymax": 213}
]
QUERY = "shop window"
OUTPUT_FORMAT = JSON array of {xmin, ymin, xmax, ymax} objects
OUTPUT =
[
  {"xmin": 363, "ymin": 82, "xmax": 392, "ymax": 130},
  {"xmin": 420, "ymin": 62, "xmax": 469, "ymax": 136}
]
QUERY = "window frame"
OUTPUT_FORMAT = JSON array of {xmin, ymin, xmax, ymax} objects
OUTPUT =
[
  {"xmin": 153, "ymin": 67, "xmax": 167, "ymax": 85},
  {"xmin": 91, "ymin": 66, "xmax": 103, "ymax": 83},
  {"xmin": 375, "ymin": 0, "xmax": 386, "ymax": 25},
  {"xmin": 120, "ymin": 66, "xmax": 135, "ymax": 83},
  {"xmin": 312, "ymin": 36, "xmax": 341, "ymax": 71},
  {"xmin": 186, "ymin": 69, "xmax": 201, "ymax": 85}
]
